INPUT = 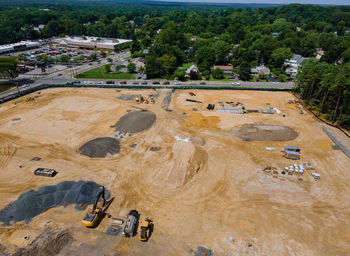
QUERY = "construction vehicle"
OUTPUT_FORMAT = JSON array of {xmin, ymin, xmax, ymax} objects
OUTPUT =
[
  {"xmin": 139, "ymin": 218, "xmax": 153, "ymax": 241},
  {"xmin": 34, "ymin": 168, "xmax": 57, "ymax": 177},
  {"xmin": 122, "ymin": 210, "xmax": 139, "ymax": 237},
  {"xmin": 82, "ymin": 187, "xmax": 114, "ymax": 228}
]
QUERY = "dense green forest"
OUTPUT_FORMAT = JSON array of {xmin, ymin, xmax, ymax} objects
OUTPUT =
[{"xmin": 0, "ymin": 1, "xmax": 349, "ymax": 127}]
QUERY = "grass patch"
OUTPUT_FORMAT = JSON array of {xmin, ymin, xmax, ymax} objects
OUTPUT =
[
  {"xmin": 76, "ymin": 66, "xmax": 136, "ymax": 79},
  {"xmin": 208, "ymin": 76, "xmax": 233, "ymax": 82},
  {"xmin": 0, "ymin": 83, "xmax": 14, "ymax": 93}
]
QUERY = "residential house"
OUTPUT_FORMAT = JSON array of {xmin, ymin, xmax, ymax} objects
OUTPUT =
[
  {"xmin": 213, "ymin": 65, "xmax": 233, "ymax": 74},
  {"xmin": 186, "ymin": 64, "xmax": 199, "ymax": 75},
  {"xmin": 284, "ymin": 54, "xmax": 308, "ymax": 76},
  {"xmin": 251, "ymin": 65, "xmax": 270, "ymax": 76}
]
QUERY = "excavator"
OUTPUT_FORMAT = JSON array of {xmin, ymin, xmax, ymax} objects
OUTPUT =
[{"xmin": 82, "ymin": 186, "xmax": 114, "ymax": 228}]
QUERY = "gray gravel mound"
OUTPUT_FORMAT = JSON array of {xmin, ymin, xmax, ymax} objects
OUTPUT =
[
  {"xmin": 0, "ymin": 181, "xmax": 109, "ymax": 225},
  {"xmin": 79, "ymin": 137, "xmax": 120, "ymax": 158},
  {"xmin": 113, "ymin": 110, "xmax": 156, "ymax": 133},
  {"xmin": 236, "ymin": 124, "xmax": 298, "ymax": 141},
  {"xmin": 117, "ymin": 94, "xmax": 141, "ymax": 101}
]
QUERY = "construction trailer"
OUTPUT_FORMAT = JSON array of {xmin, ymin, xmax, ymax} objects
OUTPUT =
[{"xmin": 284, "ymin": 146, "xmax": 300, "ymax": 160}]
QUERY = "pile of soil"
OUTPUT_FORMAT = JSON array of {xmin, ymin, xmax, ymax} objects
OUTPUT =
[
  {"xmin": 113, "ymin": 110, "xmax": 156, "ymax": 134},
  {"xmin": 0, "ymin": 181, "xmax": 108, "ymax": 225},
  {"xmin": 236, "ymin": 124, "xmax": 298, "ymax": 141},
  {"xmin": 13, "ymin": 228, "xmax": 73, "ymax": 256},
  {"xmin": 79, "ymin": 137, "xmax": 120, "ymax": 158}
]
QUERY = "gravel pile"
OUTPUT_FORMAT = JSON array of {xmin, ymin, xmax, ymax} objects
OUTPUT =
[
  {"xmin": 236, "ymin": 124, "xmax": 298, "ymax": 141},
  {"xmin": 79, "ymin": 137, "xmax": 120, "ymax": 158},
  {"xmin": 0, "ymin": 181, "xmax": 108, "ymax": 225},
  {"xmin": 113, "ymin": 110, "xmax": 156, "ymax": 134},
  {"xmin": 117, "ymin": 94, "xmax": 141, "ymax": 101}
]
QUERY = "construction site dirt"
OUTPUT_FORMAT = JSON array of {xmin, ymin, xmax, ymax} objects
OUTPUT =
[{"xmin": 0, "ymin": 88, "xmax": 349, "ymax": 255}]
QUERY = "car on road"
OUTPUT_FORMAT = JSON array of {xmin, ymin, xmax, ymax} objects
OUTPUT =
[
  {"xmin": 174, "ymin": 81, "xmax": 181, "ymax": 85},
  {"xmin": 163, "ymin": 81, "xmax": 170, "ymax": 85},
  {"xmin": 120, "ymin": 81, "xmax": 127, "ymax": 84},
  {"xmin": 232, "ymin": 82, "xmax": 241, "ymax": 85},
  {"xmin": 132, "ymin": 82, "xmax": 139, "ymax": 85},
  {"xmin": 152, "ymin": 81, "xmax": 160, "ymax": 85},
  {"xmin": 200, "ymin": 82, "xmax": 206, "ymax": 85},
  {"xmin": 106, "ymin": 81, "xmax": 115, "ymax": 84}
]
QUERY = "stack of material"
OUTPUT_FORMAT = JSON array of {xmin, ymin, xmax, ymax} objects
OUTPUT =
[{"xmin": 216, "ymin": 107, "xmax": 244, "ymax": 114}]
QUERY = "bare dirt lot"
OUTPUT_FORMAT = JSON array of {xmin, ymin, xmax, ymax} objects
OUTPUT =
[{"xmin": 0, "ymin": 88, "xmax": 349, "ymax": 255}]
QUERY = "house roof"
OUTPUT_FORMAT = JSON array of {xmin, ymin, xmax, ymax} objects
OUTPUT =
[{"xmin": 214, "ymin": 65, "xmax": 232, "ymax": 71}]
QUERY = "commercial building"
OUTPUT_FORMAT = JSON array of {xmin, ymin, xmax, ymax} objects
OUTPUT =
[
  {"xmin": 52, "ymin": 36, "xmax": 132, "ymax": 51},
  {"xmin": 0, "ymin": 41, "xmax": 40, "ymax": 55}
]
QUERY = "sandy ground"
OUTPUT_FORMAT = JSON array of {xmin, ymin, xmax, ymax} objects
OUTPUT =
[{"xmin": 0, "ymin": 88, "xmax": 349, "ymax": 255}]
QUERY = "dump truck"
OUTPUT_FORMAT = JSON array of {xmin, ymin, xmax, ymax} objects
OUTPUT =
[
  {"xmin": 123, "ymin": 210, "xmax": 139, "ymax": 237},
  {"xmin": 283, "ymin": 146, "xmax": 300, "ymax": 160},
  {"xmin": 139, "ymin": 218, "xmax": 153, "ymax": 241}
]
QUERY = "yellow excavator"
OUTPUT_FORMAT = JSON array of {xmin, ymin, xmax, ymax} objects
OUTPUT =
[{"xmin": 82, "ymin": 186, "xmax": 114, "ymax": 228}]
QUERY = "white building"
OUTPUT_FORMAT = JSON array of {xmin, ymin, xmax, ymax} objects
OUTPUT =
[
  {"xmin": 284, "ymin": 54, "xmax": 308, "ymax": 76},
  {"xmin": 251, "ymin": 65, "xmax": 270, "ymax": 75},
  {"xmin": 0, "ymin": 41, "xmax": 40, "ymax": 55},
  {"xmin": 52, "ymin": 36, "xmax": 132, "ymax": 51}
]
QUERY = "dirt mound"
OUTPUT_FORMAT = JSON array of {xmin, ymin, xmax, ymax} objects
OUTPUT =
[
  {"xmin": 113, "ymin": 110, "xmax": 156, "ymax": 134},
  {"xmin": 191, "ymin": 136, "xmax": 206, "ymax": 146},
  {"xmin": 0, "ymin": 181, "xmax": 108, "ymax": 225},
  {"xmin": 13, "ymin": 228, "xmax": 73, "ymax": 256},
  {"xmin": 146, "ymin": 142, "xmax": 207, "ymax": 189},
  {"xmin": 236, "ymin": 124, "xmax": 298, "ymax": 141},
  {"xmin": 79, "ymin": 137, "xmax": 120, "ymax": 158}
]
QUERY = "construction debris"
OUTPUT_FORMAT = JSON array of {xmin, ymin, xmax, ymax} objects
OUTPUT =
[
  {"xmin": 31, "ymin": 157, "xmax": 42, "ymax": 161},
  {"xmin": 216, "ymin": 106, "xmax": 244, "ymax": 114},
  {"xmin": 107, "ymin": 225, "xmax": 122, "ymax": 236},
  {"xmin": 186, "ymin": 99, "xmax": 202, "ymax": 103},
  {"xmin": 189, "ymin": 92, "xmax": 196, "ymax": 96},
  {"xmin": 195, "ymin": 247, "xmax": 213, "ymax": 256},
  {"xmin": 312, "ymin": 173, "xmax": 320, "ymax": 180},
  {"xmin": 34, "ymin": 168, "xmax": 57, "ymax": 177},
  {"xmin": 207, "ymin": 104, "xmax": 215, "ymax": 110},
  {"xmin": 283, "ymin": 146, "xmax": 300, "ymax": 160},
  {"xmin": 150, "ymin": 147, "xmax": 161, "ymax": 152}
]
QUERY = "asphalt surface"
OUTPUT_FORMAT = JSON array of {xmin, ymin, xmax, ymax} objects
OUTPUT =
[{"xmin": 0, "ymin": 51, "xmax": 295, "ymax": 101}]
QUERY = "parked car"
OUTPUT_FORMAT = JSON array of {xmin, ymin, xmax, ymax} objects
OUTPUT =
[
  {"xmin": 120, "ymin": 81, "xmax": 127, "ymax": 84},
  {"xmin": 232, "ymin": 82, "xmax": 241, "ymax": 85},
  {"xmin": 152, "ymin": 81, "xmax": 160, "ymax": 85},
  {"xmin": 141, "ymin": 81, "xmax": 148, "ymax": 85},
  {"xmin": 132, "ymin": 82, "xmax": 139, "ymax": 85},
  {"xmin": 106, "ymin": 81, "xmax": 115, "ymax": 84},
  {"xmin": 72, "ymin": 81, "xmax": 81, "ymax": 84},
  {"xmin": 200, "ymin": 82, "xmax": 206, "ymax": 85},
  {"xmin": 174, "ymin": 81, "xmax": 181, "ymax": 85},
  {"xmin": 190, "ymin": 81, "xmax": 196, "ymax": 85},
  {"xmin": 163, "ymin": 81, "xmax": 170, "ymax": 85}
]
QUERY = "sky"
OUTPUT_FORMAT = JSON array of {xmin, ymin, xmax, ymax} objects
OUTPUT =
[{"xmin": 158, "ymin": 0, "xmax": 350, "ymax": 5}]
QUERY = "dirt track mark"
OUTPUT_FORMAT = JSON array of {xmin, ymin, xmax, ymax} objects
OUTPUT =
[
  {"xmin": 113, "ymin": 236, "xmax": 135, "ymax": 255},
  {"xmin": 0, "ymin": 145, "xmax": 16, "ymax": 169}
]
